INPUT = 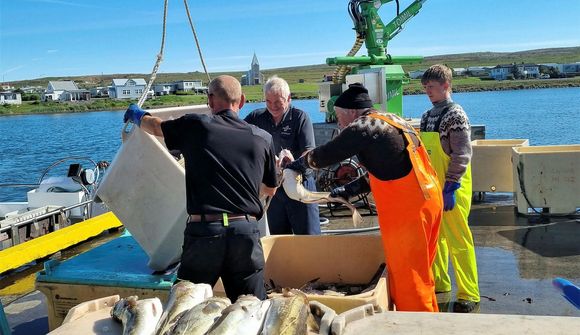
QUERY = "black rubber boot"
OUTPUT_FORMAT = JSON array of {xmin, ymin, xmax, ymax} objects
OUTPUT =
[
  {"xmin": 453, "ymin": 300, "xmax": 480, "ymax": 313},
  {"xmin": 436, "ymin": 291, "xmax": 452, "ymax": 312}
]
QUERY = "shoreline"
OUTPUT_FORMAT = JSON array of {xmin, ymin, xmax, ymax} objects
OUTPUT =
[{"xmin": 2, "ymin": 81, "xmax": 579, "ymax": 117}]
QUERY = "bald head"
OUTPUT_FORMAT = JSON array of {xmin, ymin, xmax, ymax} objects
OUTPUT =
[{"xmin": 207, "ymin": 75, "xmax": 244, "ymax": 113}]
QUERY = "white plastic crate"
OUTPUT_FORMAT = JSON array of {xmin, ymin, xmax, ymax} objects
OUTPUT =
[
  {"xmin": 512, "ymin": 145, "xmax": 580, "ymax": 215},
  {"xmin": 471, "ymin": 139, "xmax": 529, "ymax": 192}
]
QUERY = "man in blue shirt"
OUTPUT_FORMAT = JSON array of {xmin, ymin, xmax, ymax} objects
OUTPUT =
[{"xmin": 245, "ymin": 76, "xmax": 321, "ymax": 235}]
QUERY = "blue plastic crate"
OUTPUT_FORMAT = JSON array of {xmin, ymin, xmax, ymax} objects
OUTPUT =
[{"xmin": 36, "ymin": 231, "xmax": 176, "ymax": 290}]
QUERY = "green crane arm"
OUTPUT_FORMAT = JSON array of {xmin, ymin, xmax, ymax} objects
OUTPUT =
[{"xmin": 333, "ymin": 0, "xmax": 427, "ymax": 65}]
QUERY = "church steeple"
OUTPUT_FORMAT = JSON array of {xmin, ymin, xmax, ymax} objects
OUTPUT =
[{"xmin": 241, "ymin": 53, "xmax": 262, "ymax": 86}]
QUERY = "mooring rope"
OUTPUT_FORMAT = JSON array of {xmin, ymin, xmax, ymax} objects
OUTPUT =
[
  {"xmin": 137, "ymin": 0, "xmax": 169, "ymax": 108},
  {"xmin": 136, "ymin": 0, "xmax": 210, "ymax": 107},
  {"xmin": 184, "ymin": 0, "xmax": 211, "ymax": 83}
]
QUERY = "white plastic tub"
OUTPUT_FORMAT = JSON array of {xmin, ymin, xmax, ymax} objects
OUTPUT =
[
  {"xmin": 471, "ymin": 139, "xmax": 529, "ymax": 192},
  {"xmin": 96, "ymin": 105, "xmax": 210, "ymax": 270},
  {"xmin": 512, "ymin": 145, "xmax": 580, "ymax": 215}
]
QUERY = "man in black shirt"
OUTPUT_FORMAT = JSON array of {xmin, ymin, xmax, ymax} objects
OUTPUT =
[
  {"xmin": 123, "ymin": 75, "xmax": 278, "ymax": 302},
  {"xmin": 244, "ymin": 76, "xmax": 320, "ymax": 235}
]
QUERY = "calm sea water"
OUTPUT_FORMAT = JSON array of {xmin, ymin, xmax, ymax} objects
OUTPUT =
[{"xmin": 1, "ymin": 87, "xmax": 578, "ymax": 201}]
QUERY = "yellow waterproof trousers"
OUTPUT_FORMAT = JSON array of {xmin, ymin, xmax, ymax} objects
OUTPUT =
[{"xmin": 420, "ymin": 131, "xmax": 480, "ymax": 303}]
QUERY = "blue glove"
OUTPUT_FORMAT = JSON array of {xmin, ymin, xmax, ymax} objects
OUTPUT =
[
  {"xmin": 123, "ymin": 103, "xmax": 150, "ymax": 126},
  {"xmin": 284, "ymin": 156, "xmax": 309, "ymax": 174},
  {"xmin": 442, "ymin": 181, "xmax": 461, "ymax": 211},
  {"xmin": 553, "ymin": 278, "xmax": 580, "ymax": 310}
]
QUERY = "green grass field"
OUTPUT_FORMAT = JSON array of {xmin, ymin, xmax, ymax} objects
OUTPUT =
[{"xmin": 2, "ymin": 47, "xmax": 579, "ymax": 115}]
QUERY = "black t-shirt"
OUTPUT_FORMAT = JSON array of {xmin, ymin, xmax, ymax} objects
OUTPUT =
[
  {"xmin": 161, "ymin": 109, "xmax": 278, "ymax": 218},
  {"xmin": 244, "ymin": 106, "xmax": 316, "ymax": 159}
]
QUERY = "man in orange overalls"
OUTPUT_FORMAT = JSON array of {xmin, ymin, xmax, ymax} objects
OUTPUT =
[{"xmin": 285, "ymin": 83, "xmax": 443, "ymax": 311}]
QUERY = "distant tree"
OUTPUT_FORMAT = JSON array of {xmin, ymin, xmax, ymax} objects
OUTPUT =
[
  {"xmin": 510, "ymin": 64, "xmax": 524, "ymax": 79},
  {"xmin": 548, "ymin": 66, "xmax": 560, "ymax": 78},
  {"xmin": 22, "ymin": 93, "xmax": 40, "ymax": 101},
  {"xmin": 539, "ymin": 65, "xmax": 549, "ymax": 74}
]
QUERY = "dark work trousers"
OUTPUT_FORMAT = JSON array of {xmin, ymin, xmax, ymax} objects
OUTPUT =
[
  {"xmin": 267, "ymin": 174, "xmax": 321, "ymax": 235},
  {"xmin": 177, "ymin": 218, "xmax": 266, "ymax": 302}
]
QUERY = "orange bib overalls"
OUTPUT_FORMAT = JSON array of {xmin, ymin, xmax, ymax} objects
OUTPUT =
[{"xmin": 367, "ymin": 113, "xmax": 443, "ymax": 312}]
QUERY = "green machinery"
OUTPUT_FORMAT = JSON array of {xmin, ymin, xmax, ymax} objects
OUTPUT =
[{"xmin": 319, "ymin": 0, "xmax": 427, "ymax": 122}]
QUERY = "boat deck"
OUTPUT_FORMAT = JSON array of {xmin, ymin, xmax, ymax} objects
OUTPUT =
[
  {"xmin": 1, "ymin": 194, "xmax": 579, "ymax": 334},
  {"xmin": 325, "ymin": 193, "xmax": 580, "ymax": 315}
]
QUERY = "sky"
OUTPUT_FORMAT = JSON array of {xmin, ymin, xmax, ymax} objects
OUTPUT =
[{"xmin": 1, "ymin": 0, "xmax": 579, "ymax": 82}]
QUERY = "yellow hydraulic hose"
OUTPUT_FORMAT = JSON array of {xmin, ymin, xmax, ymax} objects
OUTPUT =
[{"xmin": 333, "ymin": 36, "xmax": 365, "ymax": 84}]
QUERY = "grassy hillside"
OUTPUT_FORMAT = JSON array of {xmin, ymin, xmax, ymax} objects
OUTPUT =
[
  {"xmin": 403, "ymin": 46, "xmax": 580, "ymax": 72},
  {"xmin": 10, "ymin": 46, "xmax": 579, "ymax": 89},
  {"xmin": 2, "ymin": 47, "xmax": 578, "ymax": 115}
]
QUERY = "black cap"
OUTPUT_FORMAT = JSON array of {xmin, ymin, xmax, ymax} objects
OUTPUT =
[{"xmin": 334, "ymin": 83, "xmax": 373, "ymax": 109}]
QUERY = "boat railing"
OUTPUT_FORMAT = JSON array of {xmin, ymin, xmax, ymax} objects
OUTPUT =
[
  {"xmin": 0, "ymin": 199, "xmax": 95, "ymax": 247},
  {"xmin": 0, "ymin": 157, "xmax": 111, "ymax": 249}
]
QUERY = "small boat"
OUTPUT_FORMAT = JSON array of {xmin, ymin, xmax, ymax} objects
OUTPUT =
[{"xmin": 0, "ymin": 157, "xmax": 123, "ymax": 274}]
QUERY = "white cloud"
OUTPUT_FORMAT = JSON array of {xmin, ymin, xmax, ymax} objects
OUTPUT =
[{"xmin": 47, "ymin": 49, "xmax": 59, "ymax": 53}]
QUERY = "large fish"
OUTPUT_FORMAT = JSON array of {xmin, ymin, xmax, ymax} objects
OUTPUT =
[
  {"xmin": 279, "ymin": 150, "xmax": 362, "ymax": 227},
  {"xmin": 168, "ymin": 296, "xmax": 231, "ymax": 335},
  {"xmin": 261, "ymin": 289, "xmax": 311, "ymax": 335},
  {"xmin": 111, "ymin": 296, "xmax": 163, "ymax": 335},
  {"xmin": 155, "ymin": 281, "xmax": 213, "ymax": 335},
  {"xmin": 205, "ymin": 295, "xmax": 271, "ymax": 335}
]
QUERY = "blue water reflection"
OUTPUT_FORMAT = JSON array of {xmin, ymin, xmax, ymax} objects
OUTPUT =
[{"xmin": 1, "ymin": 87, "xmax": 578, "ymax": 201}]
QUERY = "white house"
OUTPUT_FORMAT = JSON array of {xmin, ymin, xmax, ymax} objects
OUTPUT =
[
  {"xmin": 490, "ymin": 64, "xmax": 540, "ymax": 80},
  {"xmin": 90, "ymin": 87, "xmax": 109, "ymax": 98},
  {"xmin": 20, "ymin": 86, "xmax": 43, "ymax": 94},
  {"xmin": 60, "ymin": 89, "xmax": 91, "ymax": 101},
  {"xmin": 453, "ymin": 67, "xmax": 467, "ymax": 76},
  {"xmin": 109, "ymin": 78, "xmax": 148, "ymax": 99},
  {"xmin": 153, "ymin": 83, "xmax": 176, "ymax": 96},
  {"xmin": 408, "ymin": 70, "xmax": 425, "ymax": 79},
  {"xmin": 42, "ymin": 80, "xmax": 79, "ymax": 101},
  {"xmin": 0, "ymin": 91, "xmax": 22, "ymax": 105},
  {"xmin": 466, "ymin": 66, "xmax": 491, "ymax": 77},
  {"xmin": 490, "ymin": 65, "xmax": 511, "ymax": 80},
  {"xmin": 174, "ymin": 80, "xmax": 207, "ymax": 93}
]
